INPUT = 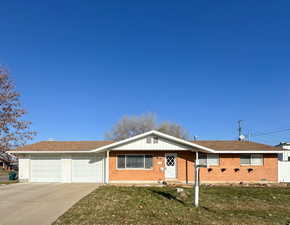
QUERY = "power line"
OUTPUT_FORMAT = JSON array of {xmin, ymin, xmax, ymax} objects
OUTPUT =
[
  {"xmin": 252, "ymin": 137, "xmax": 277, "ymax": 145},
  {"xmin": 251, "ymin": 128, "xmax": 290, "ymax": 137}
]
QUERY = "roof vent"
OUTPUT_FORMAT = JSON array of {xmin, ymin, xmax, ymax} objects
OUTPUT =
[{"xmin": 47, "ymin": 138, "xmax": 56, "ymax": 142}]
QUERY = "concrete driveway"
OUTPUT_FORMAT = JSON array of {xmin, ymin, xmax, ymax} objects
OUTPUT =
[{"xmin": 0, "ymin": 183, "xmax": 99, "ymax": 225}]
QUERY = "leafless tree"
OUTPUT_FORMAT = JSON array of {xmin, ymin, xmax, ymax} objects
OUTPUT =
[
  {"xmin": 0, "ymin": 67, "xmax": 36, "ymax": 153},
  {"xmin": 105, "ymin": 113, "xmax": 156, "ymax": 141},
  {"xmin": 157, "ymin": 121, "xmax": 189, "ymax": 139},
  {"xmin": 105, "ymin": 113, "xmax": 189, "ymax": 141}
]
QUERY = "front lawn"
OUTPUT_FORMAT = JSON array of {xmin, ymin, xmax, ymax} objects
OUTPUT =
[{"xmin": 53, "ymin": 185, "xmax": 290, "ymax": 225}]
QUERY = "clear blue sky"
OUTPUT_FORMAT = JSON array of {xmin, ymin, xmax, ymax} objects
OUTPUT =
[{"xmin": 1, "ymin": 1, "xmax": 290, "ymax": 145}]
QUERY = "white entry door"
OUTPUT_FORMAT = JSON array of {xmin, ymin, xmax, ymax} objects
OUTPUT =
[
  {"xmin": 165, "ymin": 153, "xmax": 177, "ymax": 179},
  {"xmin": 72, "ymin": 155, "xmax": 103, "ymax": 183}
]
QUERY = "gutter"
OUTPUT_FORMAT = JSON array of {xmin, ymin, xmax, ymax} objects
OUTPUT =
[
  {"xmin": 214, "ymin": 150, "xmax": 283, "ymax": 154},
  {"xmin": 8, "ymin": 150, "xmax": 93, "ymax": 154}
]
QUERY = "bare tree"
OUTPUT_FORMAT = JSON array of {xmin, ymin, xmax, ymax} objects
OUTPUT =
[
  {"xmin": 105, "ymin": 113, "xmax": 156, "ymax": 141},
  {"xmin": 105, "ymin": 113, "xmax": 189, "ymax": 141},
  {"xmin": 157, "ymin": 122, "xmax": 189, "ymax": 139},
  {"xmin": 0, "ymin": 67, "xmax": 36, "ymax": 153}
]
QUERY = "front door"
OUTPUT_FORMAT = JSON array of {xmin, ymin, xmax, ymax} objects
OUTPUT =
[{"xmin": 165, "ymin": 153, "xmax": 177, "ymax": 179}]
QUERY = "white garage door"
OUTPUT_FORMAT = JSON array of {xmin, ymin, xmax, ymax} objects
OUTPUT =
[
  {"xmin": 30, "ymin": 156, "xmax": 62, "ymax": 182},
  {"xmin": 72, "ymin": 155, "xmax": 103, "ymax": 183}
]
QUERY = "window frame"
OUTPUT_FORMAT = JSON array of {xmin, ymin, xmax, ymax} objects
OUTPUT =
[
  {"xmin": 146, "ymin": 137, "xmax": 152, "ymax": 144},
  {"xmin": 198, "ymin": 153, "xmax": 220, "ymax": 166},
  {"xmin": 240, "ymin": 154, "xmax": 263, "ymax": 166},
  {"xmin": 153, "ymin": 136, "xmax": 158, "ymax": 144},
  {"xmin": 116, "ymin": 154, "xmax": 153, "ymax": 170}
]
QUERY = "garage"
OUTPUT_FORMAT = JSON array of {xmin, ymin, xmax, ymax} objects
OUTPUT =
[
  {"xmin": 30, "ymin": 155, "xmax": 62, "ymax": 182},
  {"xmin": 71, "ymin": 155, "xmax": 104, "ymax": 183}
]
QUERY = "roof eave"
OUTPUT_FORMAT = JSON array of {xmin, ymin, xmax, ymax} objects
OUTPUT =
[
  {"xmin": 214, "ymin": 150, "xmax": 282, "ymax": 153},
  {"xmin": 90, "ymin": 130, "xmax": 216, "ymax": 153},
  {"xmin": 8, "ymin": 150, "xmax": 94, "ymax": 154}
]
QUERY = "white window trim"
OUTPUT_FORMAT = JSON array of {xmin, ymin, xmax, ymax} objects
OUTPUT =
[
  {"xmin": 116, "ymin": 154, "xmax": 153, "ymax": 170},
  {"xmin": 240, "ymin": 154, "xmax": 264, "ymax": 166}
]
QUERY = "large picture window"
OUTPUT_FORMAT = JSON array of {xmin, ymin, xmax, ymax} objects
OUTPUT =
[
  {"xmin": 240, "ymin": 154, "xmax": 263, "ymax": 166},
  {"xmin": 117, "ymin": 155, "xmax": 153, "ymax": 169},
  {"xmin": 198, "ymin": 153, "xmax": 219, "ymax": 166}
]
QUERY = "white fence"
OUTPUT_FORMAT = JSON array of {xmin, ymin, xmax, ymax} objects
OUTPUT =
[{"xmin": 278, "ymin": 161, "xmax": 290, "ymax": 182}]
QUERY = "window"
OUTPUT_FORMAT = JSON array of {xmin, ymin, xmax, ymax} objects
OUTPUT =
[
  {"xmin": 240, "ymin": 154, "xmax": 263, "ymax": 166},
  {"xmin": 117, "ymin": 155, "xmax": 125, "ymax": 168},
  {"xmin": 146, "ymin": 137, "xmax": 152, "ymax": 144},
  {"xmin": 153, "ymin": 136, "xmax": 158, "ymax": 144},
  {"xmin": 198, "ymin": 153, "xmax": 219, "ymax": 166},
  {"xmin": 199, "ymin": 153, "xmax": 207, "ymax": 166},
  {"xmin": 117, "ymin": 155, "xmax": 153, "ymax": 169},
  {"xmin": 240, "ymin": 154, "xmax": 251, "ymax": 165}
]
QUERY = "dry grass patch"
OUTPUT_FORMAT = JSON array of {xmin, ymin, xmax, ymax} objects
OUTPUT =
[{"xmin": 53, "ymin": 185, "xmax": 290, "ymax": 225}]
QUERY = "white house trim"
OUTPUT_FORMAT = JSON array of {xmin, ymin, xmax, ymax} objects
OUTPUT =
[
  {"xmin": 214, "ymin": 151, "xmax": 282, "ymax": 154},
  {"xmin": 91, "ymin": 130, "xmax": 216, "ymax": 153},
  {"xmin": 9, "ymin": 151, "xmax": 93, "ymax": 154}
]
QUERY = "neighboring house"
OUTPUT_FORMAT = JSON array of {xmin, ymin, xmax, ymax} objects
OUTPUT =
[
  {"xmin": 10, "ymin": 130, "xmax": 282, "ymax": 184},
  {"xmin": 277, "ymin": 142, "xmax": 290, "ymax": 161},
  {"xmin": 276, "ymin": 142, "xmax": 290, "ymax": 182},
  {"xmin": 0, "ymin": 152, "xmax": 18, "ymax": 171}
]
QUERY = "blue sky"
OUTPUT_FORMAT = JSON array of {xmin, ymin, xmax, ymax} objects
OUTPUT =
[{"xmin": 1, "ymin": 1, "xmax": 290, "ymax": 145}]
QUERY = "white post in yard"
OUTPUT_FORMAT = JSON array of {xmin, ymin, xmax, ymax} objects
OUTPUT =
[
  {"xmin": 194, "ymin": 151, "xmax": 199, "ymax": 207},
  {"xmin": 105, "ymin": 150, "xmax": 110, "ymax": 184},
  {"xmin": 194, "ymin": 151, "xmax": 206, "ymax": 207},
  {"xmin": 195, "ymin": 167, "xmax": 200, "ymax": 207}
]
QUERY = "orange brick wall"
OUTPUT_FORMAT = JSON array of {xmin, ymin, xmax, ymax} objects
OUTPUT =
[
  {"xmin": 200, "ymin": 153, "xmax": 278, "ymax": 183},
  {"xmin": 109, "ymin": 151, "xmax": 278, "ymax": 183},
  {"xmin": 109, "ymin": 151, "xmax": 165, "ymax": 182}
]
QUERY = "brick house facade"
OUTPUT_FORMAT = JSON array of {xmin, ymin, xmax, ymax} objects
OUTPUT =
[
  {"xmin": 109, "ymin": 151, "xmax": 278, "ymax": 183},
  {"xmin": 12, "ymin": 130, "xmax": 282, "ymax": 184}
]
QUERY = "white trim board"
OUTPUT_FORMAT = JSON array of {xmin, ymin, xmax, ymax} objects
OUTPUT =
[
  {"xmin": 9, "ymin": 151, "xmax": 93, "ymax": 154},
  {"xmin": 214, "ymin": 151, "xmax": 282, "ymax": 154}
]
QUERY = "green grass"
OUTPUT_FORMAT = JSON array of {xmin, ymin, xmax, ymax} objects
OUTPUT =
[{"xmin": 53, "ymin": 185, "xmax": 290, "ymax": 225}]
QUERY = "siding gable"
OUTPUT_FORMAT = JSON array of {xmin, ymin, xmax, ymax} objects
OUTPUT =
[{"xmin": 111, "ymin": 136, "xmax": 190, "ymax": 150}]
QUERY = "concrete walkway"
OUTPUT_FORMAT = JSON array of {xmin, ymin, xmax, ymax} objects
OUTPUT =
[{"xmin": 0, "ymin": 183, "xmax": 99, "ymax": 225}]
